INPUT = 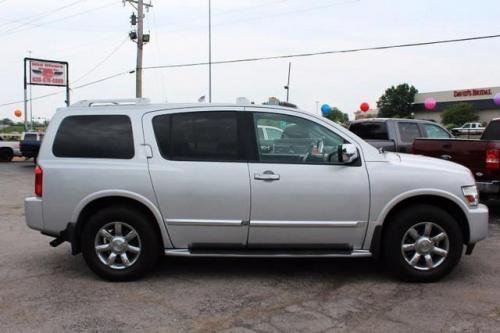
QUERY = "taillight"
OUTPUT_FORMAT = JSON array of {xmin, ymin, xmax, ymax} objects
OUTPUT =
[
  {"xmin": 35, "ymin": 166, "xmax": 43, "ymax": 196},
  {"xmin": 486, "ymin": 149, "xmax": 500, "ymax": 170}
]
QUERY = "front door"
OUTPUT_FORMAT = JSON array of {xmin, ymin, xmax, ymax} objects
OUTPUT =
[
  {"xmin": 143, "ymin": 108, "xmax": 250, "ymax": 249},
  {"xmin": 247, "ymin": 110, "xmax": 370, "ymax": 250}
]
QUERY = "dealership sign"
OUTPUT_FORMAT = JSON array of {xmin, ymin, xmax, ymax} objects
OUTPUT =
[
  {"xmin": 453, "ymin": 88, "xmax": 492, "ymax": 98},
  {"xmin": 29, "ymin": 59, "xmax": 67, "ymax": 87}
]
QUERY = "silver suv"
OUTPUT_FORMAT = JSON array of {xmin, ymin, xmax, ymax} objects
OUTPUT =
[{"xmin": 25, "ymin": 99, "xmax": 488, "ymax": 282}]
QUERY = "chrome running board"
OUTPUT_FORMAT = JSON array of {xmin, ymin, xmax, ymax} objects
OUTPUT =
[{"xmin": 164, "ymin": 249, "xmax": 372, "ymax": 258}]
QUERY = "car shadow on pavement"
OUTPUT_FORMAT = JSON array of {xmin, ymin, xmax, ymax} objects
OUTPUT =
[{"xmin": 151, "ymin": 256, "xmax": 388, "ymax": 282}]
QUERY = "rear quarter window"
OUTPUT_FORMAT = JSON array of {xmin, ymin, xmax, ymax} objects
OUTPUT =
[
  {"xmin": 482, "ymin": 121, "xmax": 500, "ymax": 140},
  {"xmin": 52, "ymin": 115, "xmax": 134, "ymax": 159},
  {"xmin": 349, "ymin": 122, "xmax": 389, "ymax": 140}
]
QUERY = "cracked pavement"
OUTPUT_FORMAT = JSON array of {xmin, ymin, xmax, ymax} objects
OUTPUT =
[{"xmin": 1, "ymin": 160, "xmax": 499, "ymax": 332}]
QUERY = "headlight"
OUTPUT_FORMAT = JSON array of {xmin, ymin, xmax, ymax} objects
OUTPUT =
[{"xmin": 462, "ymin": 185, "xmax": 479, "ymax": 207}]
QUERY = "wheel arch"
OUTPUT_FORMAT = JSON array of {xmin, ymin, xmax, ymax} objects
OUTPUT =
[
  {"xmin": 71, "ymin": 191, "xmax": 173, "ymax": 253},
  {"xmin": 369, "ymin": 192, "xmax": 470, "ymax": 259}
]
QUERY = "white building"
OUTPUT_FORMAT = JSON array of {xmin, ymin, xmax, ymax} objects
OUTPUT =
[{"xmin": 413, "ymin": 86, "xmax": 500, "ymax": 123}]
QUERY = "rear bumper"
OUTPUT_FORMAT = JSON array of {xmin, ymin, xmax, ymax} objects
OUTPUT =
[
  {"xmin": 24, "ymin": 197, "xmax": 43, "ymax": 231},
  {"xmin": 477, "ymin": 181, "xmax": 500, "ymax": 195},
  {"xmin": 467, "ymin": 204, "xmax": 489, "ymax": 244}
]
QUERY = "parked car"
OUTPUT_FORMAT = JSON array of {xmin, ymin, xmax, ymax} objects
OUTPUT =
[
  {"xmin": 257, "ymin": 125, "xmax": 283, "ymax": 140},
  {"xmin": 349, "ymin": 118, "xmax": 453, "ymax": 153},
  {"xmin": 413, "ymin": 118, "xmax": 500, "ymax": 200},
  {"xmin": 25, "ymin": 99, "xmax": 488, "ymax": 282},
  {"xmin": 20, "ymin": 131, "xmax": 44, "ymax": 163},
  {"xmin": 0, "ymin": 135, "xmax": 21, "ymax": 162},
  {"xmin": 451, "ymin": 122, "xmax": 485, "ymax": 136}
]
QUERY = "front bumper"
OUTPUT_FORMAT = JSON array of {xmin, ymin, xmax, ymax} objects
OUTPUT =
[
  {"xmin": 467, "ymin": 203, "xmax": 489, "ymax": 244},
  {"xmin": 476, "ymin": 181, "xmax": 500, "ymax": 195},
  {"xmin": 24, "ymin": 197, "xmax": 43, "ymax": 231}
]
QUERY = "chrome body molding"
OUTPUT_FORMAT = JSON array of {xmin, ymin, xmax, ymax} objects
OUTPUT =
[
  {"xmin": 250, "ymin": 221, "xmax": 366, "ymax": 228},
  {"xmin": 166, "ymin": 219, "xmax": 244, "ymax": 226},
  {"xmin": 164, "ymin": 249, "xmax": 372, "ymax": 258}
]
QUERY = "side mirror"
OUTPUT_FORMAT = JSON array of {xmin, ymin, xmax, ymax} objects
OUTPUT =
[{"xmin": 336, "ymin": 143, "xmax": 359, "ymax": 164}]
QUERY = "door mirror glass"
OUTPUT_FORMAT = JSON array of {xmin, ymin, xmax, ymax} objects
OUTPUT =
[{"xmin": 334, "ymin": 143, "xmax": 359, "ymax": 164}]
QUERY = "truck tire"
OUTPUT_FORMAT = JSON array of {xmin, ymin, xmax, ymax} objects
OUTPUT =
[
  {"xmin": 81, "ymin": 205, "xmax": 161, "ymax": 281},
  {"xmin": 0, "ymin": 148, "xmax": 14, "ymax": 162},
  {"xmin": 383, "ymin": 204, "xmax": 463, "ymax": 282}
]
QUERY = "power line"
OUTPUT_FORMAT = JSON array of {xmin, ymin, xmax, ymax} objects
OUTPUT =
[
  {"xmin": 2, "ymin": 32, "xmax": 500, "ymax": 108},
  {"xmin": 143, "ymin": 33, "xmax": 500, "ymax": 70},
  {"xmin": 0, "ymin": 1, "xmax": 118, "ymax": 36},
  {"xmin": 0, "ymin": 0, "xmax": 86, "ymax": 33},
  {"xmin": 72, "ymin": 35, "xmax": 129, "ymax": 84}
]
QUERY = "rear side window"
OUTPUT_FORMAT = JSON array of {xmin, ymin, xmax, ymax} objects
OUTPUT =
[
  {"xmin": 397, "ymin": 122, "xmax": 422, "ymax": 142},
  {"xmin": 349, "ymin": 122, "xmax": 388, "ymax": 140},
  {"xmin": 153, "ymin": 111, "xmax": 243, "ymax": 161},
  {"xmin": 24, "ymin": 133, "xmax": 37, "ymax": 141},
  {"xmin": 422, "ymin": 124, "xmax": 451, "ymax": 138},
  {"xmin": 482, "ymin": 121, "xmax": 500, "ymax": 140},
  {"xmin": 53, "ymin": 115, "xmax": 134, "ymax": 159}
]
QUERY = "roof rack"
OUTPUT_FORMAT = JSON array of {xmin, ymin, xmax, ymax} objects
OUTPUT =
[{"xmin": 71, "ymin": 98, "xmax": 151, "ymax": 107}]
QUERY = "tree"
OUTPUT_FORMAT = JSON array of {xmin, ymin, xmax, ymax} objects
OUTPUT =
[
  {"xmin": 441, "ymin": 102, "xmax": 478, "ymax": 127},
  {"xmin": 377, "ymin": 83, "xmax": 418, "ymax": 118},
  {"xmin": 324, "ymin": 107, "xmax": 349, "ymax": 124},
  {"xmin": 1, "ymin": 118, "xmax": 13, "ymax": 125}
]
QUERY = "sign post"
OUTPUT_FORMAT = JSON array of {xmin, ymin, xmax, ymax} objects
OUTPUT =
[{"xmin": 23, "ymin": 57, "xmax": 69, "ymax": 130}]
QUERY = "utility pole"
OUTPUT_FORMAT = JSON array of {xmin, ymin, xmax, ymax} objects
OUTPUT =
[
  {"xmin": 208, "ymin": 0, "xmax": 212, "ymax": 103},
  {"xmin": 125, "ymin": 0, "xmax": 152, "ymax": 98},
  {"xmin": 284, "ymin": 62, "xmax": 291, "ymax": 102}
]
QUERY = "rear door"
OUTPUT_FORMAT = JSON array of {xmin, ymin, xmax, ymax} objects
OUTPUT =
[
  {"xmin": 143, "ymin": 107, "xmax": 251, "ymax": 249},
  {"xmin": 395, "ymin": 121, "xmax": 423, "ymax": 153}
]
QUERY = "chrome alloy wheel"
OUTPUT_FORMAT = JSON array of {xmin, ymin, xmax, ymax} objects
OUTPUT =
[
  {"xmin": 94, "ymin": 222, "xmax": 142, "ymax": 270},
  {"xmin": 401, "ymin": 222, "xmax": 449, "ymax": 271}
]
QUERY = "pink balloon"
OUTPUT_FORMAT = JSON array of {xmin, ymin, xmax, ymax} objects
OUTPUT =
[
  {"xmin": 493, "ymin": 93, "xmax": 500, "ymax": 105},
  {"xmin": 424, "ymin": 98, "xmax": 437, "ymax": 110}
]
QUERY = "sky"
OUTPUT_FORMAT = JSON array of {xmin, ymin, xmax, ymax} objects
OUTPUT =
[{"xmin": 1, "ymin": 0, "xmax": 500, "ymax": 121}]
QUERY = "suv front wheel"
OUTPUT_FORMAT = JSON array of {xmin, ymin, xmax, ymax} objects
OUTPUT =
[
  {"xmin": 81, "ymin": 206, "xmax": 161, "ymax": 281},
  {"xmin": 383, "ymin": 204, "xmax": 463, "ymax": 282}
]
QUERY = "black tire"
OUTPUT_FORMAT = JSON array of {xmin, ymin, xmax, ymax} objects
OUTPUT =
[
  {"xmin": 383, "ymin": 204, "xmax": 463, "ymax": 282},
  {"xmin": 0, "ymin": 148, "xmax": 14, "ymax": 162},
  {"xmin": 81, "ymin": 206, "xmax": 161, "ymax": 281}
]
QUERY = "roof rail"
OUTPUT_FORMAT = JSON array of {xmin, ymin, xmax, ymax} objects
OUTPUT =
[{"xmin": 71, "ymin": 98, "xmax": 151, "ymax": 107}]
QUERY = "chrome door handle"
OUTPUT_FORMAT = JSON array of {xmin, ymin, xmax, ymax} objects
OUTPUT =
[
  {"xmin": 440, "ymin": 154, "xmax": 452, "ymax": 160},
  {"xmin": 254, "ymin": 171, "xmax": 280, "ymax": 181}
]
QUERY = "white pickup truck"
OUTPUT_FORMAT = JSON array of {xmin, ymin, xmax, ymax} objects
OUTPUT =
[
  {"xmin": 0, "ymin": 135, "xmax": 21, "ymax": 162},
  {"xmin": 451, "ymin": 122, "xmax": 485, "ymax": 136}
]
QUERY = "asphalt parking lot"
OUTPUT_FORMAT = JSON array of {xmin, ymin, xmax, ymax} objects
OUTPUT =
[{"xmin": 1, "ymin": 160, "xmax": 499, "ymax": 332}]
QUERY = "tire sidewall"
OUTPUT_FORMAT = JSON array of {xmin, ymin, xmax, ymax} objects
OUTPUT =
[
  {"xmin": 81, "ymin": 206, "xmax": 160, "ymax": 281},
  {"xmin": 384, "ymin": 204, "xmax": 463, "ymax": 282}
]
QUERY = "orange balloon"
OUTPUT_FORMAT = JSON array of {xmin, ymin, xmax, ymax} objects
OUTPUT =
[{"xmin": 14, "ymin": 109, "xmax": 22, "ymax": 118}]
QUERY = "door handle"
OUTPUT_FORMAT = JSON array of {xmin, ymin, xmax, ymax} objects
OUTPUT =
[
  {"xmin": 254, "ymin": 171, "xmax": 280, "ymax": 181},
  {"xmin": 440, "ymin": 154, "xmax": 452, "ymax": 160}
]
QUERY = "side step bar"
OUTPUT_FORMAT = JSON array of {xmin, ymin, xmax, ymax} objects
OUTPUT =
[{"xmin": 164, "ymin": 249, "xmax": 372, "ymax": 258}]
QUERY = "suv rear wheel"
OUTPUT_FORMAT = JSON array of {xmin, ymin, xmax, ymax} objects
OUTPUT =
[
  {"xmin": 81, "ymin": 206, "xmax": 160, "ymax": 281},
  {"xmin": 383, "ymin": 204, "xmax": 463, "ymax": 282}
]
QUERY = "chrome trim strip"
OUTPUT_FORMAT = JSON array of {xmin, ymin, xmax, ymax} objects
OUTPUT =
[
  {"xmin": 166, "ymin": 219, "xmax": 244, "ymax": 226},
  {"xmin": 165, "ymin": 249, "xmax": 372, "ymax": 258},
  {"xmin": 250, "ymin": 221, "xmax": 366, "ymax": 228}
]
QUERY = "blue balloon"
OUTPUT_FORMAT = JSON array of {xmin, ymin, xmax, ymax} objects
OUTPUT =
[{"xmin": 321, "ymin": 104, "xmax": 331, "ymax": 115}]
